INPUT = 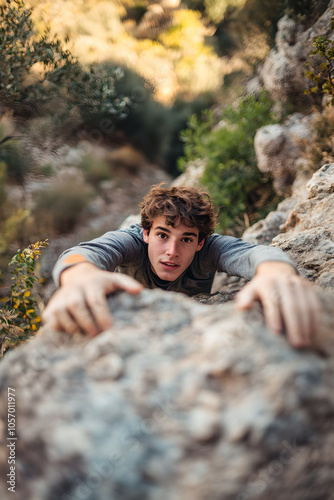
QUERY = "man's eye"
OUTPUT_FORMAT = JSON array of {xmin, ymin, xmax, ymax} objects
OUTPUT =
[
  {"xmin": 183, "ymin": 238, "xmax": 193, "ymax": 243},
  {"xmin": 158, "ymin": 233, "xmax": 167, "ymax": 239}
]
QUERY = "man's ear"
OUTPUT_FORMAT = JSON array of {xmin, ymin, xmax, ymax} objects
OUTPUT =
[
  {"xmin": 143, "ymin": 228, "xmax": 149, "ymax": 244},
  {"xmin": 196, "ymin": 238, "xmax": 205, "ymax": 251}
]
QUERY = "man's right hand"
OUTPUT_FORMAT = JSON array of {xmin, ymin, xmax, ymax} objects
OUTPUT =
[{"xmin": 42, "ymin": 263, "xmax": 143, "ymax": 336}]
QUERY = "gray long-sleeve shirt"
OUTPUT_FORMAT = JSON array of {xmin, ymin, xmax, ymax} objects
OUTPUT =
[{"xmin": 52, "ymin": 224, "xmax": 296, "ymax": 296}]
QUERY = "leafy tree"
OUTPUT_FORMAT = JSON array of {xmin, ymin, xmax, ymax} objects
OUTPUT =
[
  {"xmin": 0, "ymin": 0, "xmax": 72, "ymax": 102},
  {"xmin": 0, "ymin": 0, "xmax": 132, "ymax": 121},
  {"xmin": 179, "ymin": 92, "xmax": 280, "ymax": 234}
]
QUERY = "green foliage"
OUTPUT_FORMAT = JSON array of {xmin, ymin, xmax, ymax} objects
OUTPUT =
[
  {"xmin": 0, "ymin": 209, "xmax": 32, "ymax": 254},
  {"xmin": 0, "ymin": 0, "xmax": 133, "ymax": 123},
  {"xmin": 0, "ymin": 161, "xmax": 6, "ymax": 208},
  {"xmin": 56, "ymin": 64, "xmax": 132, "ymax": 120},
  {"xmin": 305, "ymin": 9, "xmax": 334, "ymax": 106},
  {"xmin": 0, "ymin": 240, "xmax": 48, "ymax": 355},
  {"xmin": 159, "ymin": 9, "xmax": 207, "ymax": 50},
  {"xmin": 178, "ymin": 92, "xmax": 280, "ymax": 234},
  {"xmin": 33, "ymin": 179, "xmax": 93, "ymax": 235},
  {"xmin": 39, "ymin": 163, "xmax": 53, "ymax": 176},
  {"xmin": 204, "ymin": 0, "xmax": 246, "ymax": 24},
  {"xmin": 0, "ymin": 137, "xmax": 30, "ymax": 182},
  {"xmin": 0, "ymin": 0, "xmax": 72, "ymax": 100},
  {"xmin": 284, "ymin": 0, "xmax": 329, "ymax": 26},
  {"xmin": 203, "ymin": 0, "xmax": 329, "ymax": 29},
  {"xmin": 78, "ymin": 155, "xmax": 112, "ymax": 187},
  {"xmin": 303, "ymin": 106, "xmax": 334, "ymax": 171},
  {"xmin": 28, "ymin": 0, "xmax": 225, "ymax": 102},
  {"xmin": 118, "ymin": 92, "xmax": 213, "ymax": 175}
]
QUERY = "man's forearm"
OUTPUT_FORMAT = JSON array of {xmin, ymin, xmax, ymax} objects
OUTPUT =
[
  {"xmin": 255, "ymin": 261, "xmax": 298, "ymax": 277},
  {"xmin": 59, "ymin": 261, "xmax": 100, "ymax": 286},
  {"xmin": 53, "ymin": 249, "xmax": 106, "ymax": 287}
]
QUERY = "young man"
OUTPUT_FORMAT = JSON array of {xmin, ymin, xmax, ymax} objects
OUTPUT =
[{"xmin": 43, "ymin": 185, "xmax": 321, "ymax": 347}]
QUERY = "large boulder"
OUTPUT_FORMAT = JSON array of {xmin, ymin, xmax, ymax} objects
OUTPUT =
[
  {"xmin": 0, "ymin": 288, "xmax": 334, "ymax": 500},
  {"xmin": 243, "ymin": 168, "xmax": 312, "ymax": 245},
  {"xmin": 254, "ymin": 113, "xmax": 315, "ymax": 196},
  {"xmin": 172, "ymin": 159, "xmax": 206, "ymax": 189},
  {"xmin": 272, "ymin": 163, "xmax": 334, "ymax": 288}
]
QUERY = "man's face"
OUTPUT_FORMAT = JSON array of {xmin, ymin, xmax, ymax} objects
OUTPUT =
[{"xmin": 143, "ymin": 216, "xmax": 204, "ymax": 281}]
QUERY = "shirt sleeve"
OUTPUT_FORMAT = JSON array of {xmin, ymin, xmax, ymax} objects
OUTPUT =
[
  {"xmin": 200, "ymin": 233, "xmax": 297, "ymax": 280},
  {"xmin": 52, "ymin": 226, "xmax": 145, "ymax": 286}
]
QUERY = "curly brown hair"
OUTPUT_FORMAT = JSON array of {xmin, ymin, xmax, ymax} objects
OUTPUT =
[{"xmin": 139, "ymin": 184, "xmax": 217, "ymax": 241}]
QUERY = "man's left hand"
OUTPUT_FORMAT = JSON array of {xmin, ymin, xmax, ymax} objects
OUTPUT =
[{"xmin": 235, "ymin": 261, "xmax": 322, "ymax": 348}]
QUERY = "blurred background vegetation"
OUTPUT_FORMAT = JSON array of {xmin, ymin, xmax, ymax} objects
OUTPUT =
[
  {"xmin": 0, "ymin": 0, "xmax": 333, "ymax": 346},
  {"xmin": 0, "ymin": 0, "xmax": 331, "ymax": 246}
]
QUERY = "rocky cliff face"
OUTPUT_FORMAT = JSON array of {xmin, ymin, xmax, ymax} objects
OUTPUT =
[
  {"xmin": 0, "ymin": 288, "xmax": 334, "ymax": 500},
  {"xmin": 260, "ymin": 1, "xmax": 334, "ymax": 105},
  {"xmin": 243, "ymin": 162, "xmax": 334, "ymax": 291},
  {"xmin": 1, "ymin": 6, "xmax": 334, "ymax": 500},
  {"xmin": 254, "ymin": 113, "xmax": 315, "ymax": 196},
  {"xmin": 273, "ymin": 163, "xmax": 334, "ymax": 289}
]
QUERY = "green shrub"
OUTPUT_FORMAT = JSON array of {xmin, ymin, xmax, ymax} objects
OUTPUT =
[
  {"xmin": 284, "ymin": 0, "xmax": 329, "ymax": 26},
  {"xmin": 78, "ymin": 154, "xmax": 112, "ymax": 187},
  {"xmin": 303, "ymin": 106, "xmax": 334, "ymax": 171},
  {"xmin": 0, "ymin": 137, "xmax": 30, "ymax": 182},
  {"xmin": 0, "ymin": 1, "xmax": 133, "ymax": 123},
  {"xmin": 178, "ymin": 91, "xmax": 280, "ymax": 234},
  {"xmin": 305, "ymin": 8, "xmax": 334, "ymax": 106},
  {"xmin": 0, "ymin": 240, "xmax": 48, "ymax": 356},
  {"xmin": 0, "ymin": 0, "xmax": 73, "ymax": 102},
  {"xmin": 0, "ymin": 161, "xmax": 6, "ymax": 208},
  {"xmin": 39, "ymin": 164, "xmax": 53, "ymax": 176},
  {"xmin": 60, "ymin": 64, "xmax": 132, "ymax": 120},
  {"xmin": 0, "ymin": 209, "xmax": 32, "ymax": 254},
  {"xmin": 33, "ymin": 180, "xmax": 93, "ymax": 235},
  {"xmin": 107, "ymin": 69, "xmax": 213, "ymax": 175}
]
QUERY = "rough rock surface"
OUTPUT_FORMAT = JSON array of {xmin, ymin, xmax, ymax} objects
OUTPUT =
[
  {"xmin": 0, "ymin": 288, "xmax": 334, "ymax": 500},
  {"xmin": 243, "ymin": 163, "xmax": 334, "ymax": 289},
  {"xmin": 254, "ymin": 113, "xmax": 315, "ymax": 195},
  {"xmin": 172, "ymin": 159, "xmax": 206, "ymax": 189},
  {"xmin": 243, "ymin": 169, "xmax": 312, "ymax": 245},
  {"xmin": 242, "ymin": 210, "xmax": 288, "ymax": 246},
  {"xmin": 272, "ymin": 163, "xmax": 334, "ymax": 289},
  {"xmin": 260, "ymin": 2, "xmax": 334, "ymax": 104}
]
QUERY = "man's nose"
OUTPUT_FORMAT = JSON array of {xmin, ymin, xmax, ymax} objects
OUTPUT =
[{"xmin": 166, "ymin": 240, "xmax": 179, "ymax": 257}]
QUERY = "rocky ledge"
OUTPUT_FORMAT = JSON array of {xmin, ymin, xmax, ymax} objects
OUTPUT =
[
  {"xmin": 243, "ymin": 163, "xmax": 334, "ymax": 291},
  {"xmin": 272, "ymin": 163, "xmax": 334, "ymax": 289},
  {"xmin": 0, "ymin": 288, "xmax": 333, "ymax": 500}
]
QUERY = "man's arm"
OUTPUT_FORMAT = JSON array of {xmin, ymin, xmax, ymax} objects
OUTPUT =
[
  {"xmin": 235, "ymin": 261, "xmax": 322, "ymax": 348},
  {"xmin": 42, "ymin": 261, "xmax": 143, "ymax": 336},
  {"xmin": 52, "ymin": 225, "xmax": 145, "ymax": 286},
  {"xmin": 203, "ymin": 233, "xmax": 297, "ymax": 279},
  {"xmin": 202, "ymin": 235, "xmax": 322, "ymax": 348},
  {"xmin": 43, "ymin": 226, "xmax": 145, "ymax": 335}
]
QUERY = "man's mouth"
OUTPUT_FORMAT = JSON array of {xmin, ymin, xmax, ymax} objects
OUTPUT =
[{"xmin": 161, "ymin": 262, "xmax": 180, "ymax": 269}]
